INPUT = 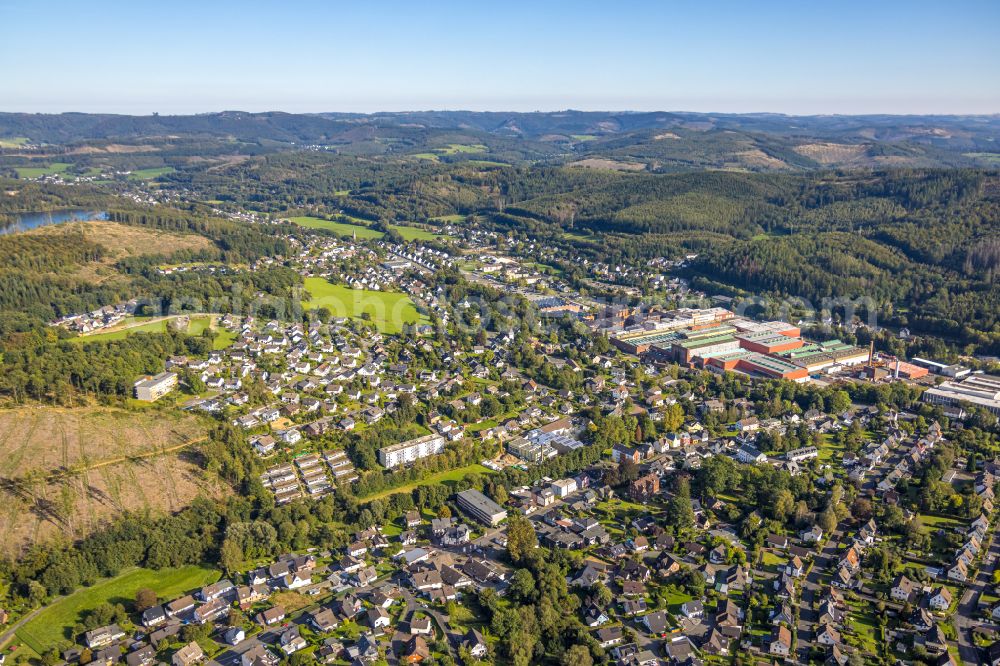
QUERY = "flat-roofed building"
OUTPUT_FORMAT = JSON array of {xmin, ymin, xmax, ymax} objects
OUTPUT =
[
  {"xmin": 378, "ymin": 433, "xmax": 446, "ymax": 468},
  {"xmin": 134, "ymin": 372, "xmax": 178, "ymax": 401},
  {"xmin": 456, "ymin": 489, "xmax": 507, "ymax": 526},
  {"xmin": 736, "ymin": 331, "xmax": 804, "ymax": 355},
  {"xmin": 923, "ymin": 374, "xmax": 1000, "ymax": 416}
]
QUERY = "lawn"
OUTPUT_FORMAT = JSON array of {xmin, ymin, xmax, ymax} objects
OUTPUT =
[
  {"xmin": 662, "ymin": 590, "xmax": 694, "ymax": 612},
  {"xmin": 73, "ymin": 317, "xmax": 170, "ymax": 342},
  {"xmin": 432, "ymin": 214, "xmax": 466, "ymax": 223},
  {"xmin": 127, "ymin": 166, "xmax": 175, "ymax": 180},
  {"xmin": 919, "ymin": 514, "xmax": 967, "ymax": 531},
  {"xmin": 816, "ymin": 434, "xmax": 844, "ymax": 462},
  {"xmin": 389, "ymin": 224, "xmax": 443, "ymax": 241},
  {"xmin": 289, "ymin": 216, "xmax": 384, "ymax": 239},
  {"xmin": 847, "ymin": 608, "xmax": 881, "ymax": 654},
  {"xmin": 72, "ymin": 315, "xmax": 228, "ymax": 344},
  {"xmin": 16, "ymin": 565, "xmax": 219, "ymax": 652},
  {"xmin": 301, "ymin": 277, "xmax": 428, "ymax": 334},
  {"xmin": 359, "ymin": 464, "xmax": 493, "ymax": 504},
  {"xmin": 15, "ymin": 162, "xmax": 71, "ymax": 178},
  {"xmin": 212, "ymin": 327, "xmax": 238, "ymax": 350},
  {"xmin": 761, "ymin": 551, "xmax": 787, "ymax": 567}
]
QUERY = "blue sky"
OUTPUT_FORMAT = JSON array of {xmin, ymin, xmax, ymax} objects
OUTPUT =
[{"xmin": 2, "ymin": 0, "xmax": 998, "ymax": 114}]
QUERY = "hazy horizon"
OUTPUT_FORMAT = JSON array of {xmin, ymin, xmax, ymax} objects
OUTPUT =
[
  {"xmin": 3, "ymin": 108, "xmax": 1000, "ymax": 118},
  {"xmin": 3, "ymin": 0, "xmax": 998, "ymax": 116}
]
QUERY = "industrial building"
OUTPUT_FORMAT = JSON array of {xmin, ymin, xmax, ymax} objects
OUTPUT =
[
  {"xmin": 609, "ymin": 308, "xmax": 869, "ymax": 382},
  {"xmin": 456, "ymin": 489, "xmax": 508, "ymax": 526},
  {"xmin": 133, "ymin": 372, "xmax": 178, "ymax": 401},
  {"xmin": 378, "ymin": 434, "xmax": 446, "ymax": 468},
  {"xmin": 922, "ymin": 374, "xmax": 1000, "ymax": 416},
  {"xmin": 911, "ymin": 357, "xmax": 971, "ymax": 379}
]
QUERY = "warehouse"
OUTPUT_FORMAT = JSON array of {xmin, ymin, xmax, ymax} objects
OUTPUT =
[
  {"xmin": 736, "ymin": 331, "xmax": 805, "ymax": 355},
  {"xmin": 922, "ymin": 374, "xmax": 1000, "ymax": 416}
]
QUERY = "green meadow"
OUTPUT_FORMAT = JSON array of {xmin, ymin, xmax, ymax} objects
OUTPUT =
[
  {"xmin": 289, "ymin": 216, "xmax": 385, "ymax": 239},
  {"xmin": 15, "ymin": 162, "xmax": 71, "ymax": 178},
  {"xmin": 127, "ymin": 166, "xmax": 176, "ymax": 180},
  {"xmin": 390, "ymin": 224, "xmax": 443, "ymax": 241},
  {"xmin": 301, "ymin": 277, "xmax": 427, "ymax": 334},
  {"xmin": 73, "ymin": 315, "xmax": 235, "ymax": 349},
  {"xmin": 16, "ymin": 565, "xmax": 219, "ymax": 652},
  {"xmin": 0, "ymin": 137, "xmax": 30, "ymax": 148},
  {"xmin": 437, "ymin": 143, "xmax": 487, "ymax": 154}
]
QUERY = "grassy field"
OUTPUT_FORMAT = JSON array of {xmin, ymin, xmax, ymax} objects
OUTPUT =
[
  {"xmin": 918, "ymin": 514, "xmax": 966, "ymax": 530},
  {"xmin": 212, "ymin": 327, "xmax": 238, "ymax": 350},
  {"xmin": 359, "ymin": 464, "xmax": 493, "ymax": 504},
  {"xmin": 437, "ymin": 143, "xmax": 487, "ymax": 155},
  {"xmin": 0, "ymin": 406, "xmax": 215, "ymax": 556},
  {"xmin": 289, "ymin": 216, "xmax": 384, "ymax": 239},
  {"xmin": 432, "ymin": 214, "xmax": 467, "ymax": 223},
  {"xmin": 389, "ymin": 224, "xmax": 443, "ymax": 241},
  {"xmin": 562, "ymin": 230, "xmax": 598, "ymax": 243},
  {"xmin": 412, "ymin": 153, "xmax": 440, "ymax": 161},
  {"xmin": 0, "ymin": 137, "xmax": 30, "ymax": 148},
  {"xmin": 15, "ymin": 162, "xmax": 71, "ymax": 178},
  {"xmin": 16, "ymin": 565, "xmax": 219, "ymax": 652},
  {"xmin": 816, "ymin": 433, "xmax": 844, "ymax": 462},
  {"xmin": 73, "ymin": 317, "xmax": 170, "ymax": 341},
  {"xmin": 127, "ymin": 166, "xmax": 175, "ymax": 180},
  {"xmin": 965, "ymin": 152, "xmax": 1000, "ymax": 165},
  {"xmin": 73, "ymin": 314, "xmax": 232, "ymax": 345},
  {"xmin": 761, "ymin": 551, "xmax": 787, "ymax": 567},
  {"xmin": 301, "ymin": 277, "xmax": 427, "ymax": 334},
  {"xmin": 663, "ymin": 590, "xmax": 694, "ymax": 612}
]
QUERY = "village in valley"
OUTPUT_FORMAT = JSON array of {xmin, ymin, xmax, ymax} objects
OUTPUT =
[{"xmin": 12, "ymin": 185, "xmax": 995, "ymax": 666}]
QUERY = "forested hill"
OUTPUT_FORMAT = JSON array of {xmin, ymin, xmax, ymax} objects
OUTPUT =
[{"xmin": 2, "ymin": 110, "xmax": 999, "ymax": 171}]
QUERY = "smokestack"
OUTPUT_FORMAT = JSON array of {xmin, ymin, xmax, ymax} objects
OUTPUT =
[
  {"xmin": 895, "ymin": 358, "xmax": 900, "ymax": 380},
  {"xmin": 869, "ymin": 341, "xmax": 874, "ymax": 367}
]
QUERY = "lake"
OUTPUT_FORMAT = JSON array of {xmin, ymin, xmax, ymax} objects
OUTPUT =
[{"xmin": 0, "ymin": 209, "xmax": 108, "ymax": 235}]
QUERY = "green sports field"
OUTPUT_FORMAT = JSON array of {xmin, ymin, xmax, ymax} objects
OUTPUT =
[
  {"xmin": 289, "ymin": 216, "xmax": 385, "ymax": 239},
  {"xmin": 16, "ymin": 565, "xmax": 219, "ymax": 652},
  {"xmin": 301, "ymin": 277, "xmax": 428, "ymax": 334}
]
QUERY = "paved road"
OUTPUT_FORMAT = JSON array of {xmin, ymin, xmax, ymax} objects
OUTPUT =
[
  {"xmin": 398, "ymin": 587, "xmax": 455, "ymax": 659},
  {"xmin": 954, "ymin": 525, "xmax": 1000, "ymax": 664},
  {"xmin": 795, "ymin": 526, "xmax": 846, "ymax": 663}
]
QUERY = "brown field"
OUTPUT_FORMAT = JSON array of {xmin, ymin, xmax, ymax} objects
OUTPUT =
[
  {"xmin": 732, "ymin": 149, "xmax": 788, "ymax": 169},
  {"xmin": 0, "ymin": 406, "xmax": 221, "ymax": 557},
  {"xmin": 29, "ymin": 220, "xmax": 213, "ymax": 283},
  {"xmin": 793, "ymin": 142, "xmax": 868, "ymax": 165},
  {"xmin": 31, "ymin": 219, "xmax": 212, "ymax": 258},
  {"xmin": 567, "ymin": 158, "xmax": 646, "ymax": 171},
  {"xmin": 68, "ymin": 144, "xmax": 162, "ymax": 154}
]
